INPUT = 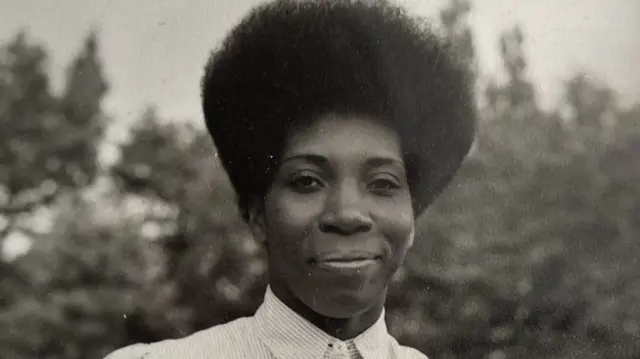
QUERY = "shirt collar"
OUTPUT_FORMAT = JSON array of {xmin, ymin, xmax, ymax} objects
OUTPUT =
[{"xmin": 254, "ymin": 286, "xmax": 390, "ymax": 359}]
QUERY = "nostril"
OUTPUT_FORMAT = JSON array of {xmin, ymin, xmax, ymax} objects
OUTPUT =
[
  {"xmin": 319, "ymin": 222, "xmax": 347, "ymax": 234},
  {"xmin": 318, "ymin": 222, "xmax": 329, "ymax": 233},
  {"xmin": 318, "ymin": 221, "xmax": 372, "ymax": 234},
  {"xmin": 358, "ymin": 222, "xmax": 372, "ymax": 233}
]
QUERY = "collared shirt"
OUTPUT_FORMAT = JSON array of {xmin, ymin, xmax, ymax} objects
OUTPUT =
[{"xmin": 105, "ymin": 287, "xmax": 428, "ymax": 359}]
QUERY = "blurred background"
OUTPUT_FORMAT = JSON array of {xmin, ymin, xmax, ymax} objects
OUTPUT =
[{"xmin": 0, "ymin": 0, "xmax": 639, "ymax": 358}]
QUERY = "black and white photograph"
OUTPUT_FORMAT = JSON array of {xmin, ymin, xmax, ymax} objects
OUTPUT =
[{"xmin": 0, "ymin": 0, "xmax": 638, "ymax": 358}]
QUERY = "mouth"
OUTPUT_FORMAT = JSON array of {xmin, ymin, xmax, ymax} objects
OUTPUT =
[
  {"xmin": 309, "ymin": 252, "xmax": 382, "ymax": 270},
  {"xmin": 317, "ymin": 258, "xmax": 378, "ymax": 269}
]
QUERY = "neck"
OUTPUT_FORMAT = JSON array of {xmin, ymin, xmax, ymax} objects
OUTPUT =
[{"xmin": 269, "ymin": 280, "xmax": 385, "ymax": 340}]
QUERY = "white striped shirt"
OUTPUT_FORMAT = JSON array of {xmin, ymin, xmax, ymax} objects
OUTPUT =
[{"xmin": 105, "ymin": 286, "xmax": 428, "ymax": 359}]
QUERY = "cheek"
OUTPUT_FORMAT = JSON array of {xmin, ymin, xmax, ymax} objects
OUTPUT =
[
  {"xmin": 375, "ymin": 199, "xmax": 415, "ymax": 251},
  {"xmin": 264, "ymin": 192, "xmax": 323, "ymax": 250}
]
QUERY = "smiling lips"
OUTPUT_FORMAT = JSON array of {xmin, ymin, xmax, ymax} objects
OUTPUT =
[{"xmin": 311, "ymin": 252, "xmax": 382, "ymax": 270}]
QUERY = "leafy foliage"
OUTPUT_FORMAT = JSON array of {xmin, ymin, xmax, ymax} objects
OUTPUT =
[
  {"xmin": 0, "ymin": 195, "xmax": 165, "ymax": 359},
  {"xmin": 0, "ymin": 30, "xmax": 108, "ymax": 240}
]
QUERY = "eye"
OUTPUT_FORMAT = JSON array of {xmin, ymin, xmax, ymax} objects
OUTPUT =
[
  {"xmin": 368, "ymin": 176, "xmax": 401, "ymax": 196},
  {"xmin": 288, "ymin": 173, "xmax": 324, "ymax": 193}
]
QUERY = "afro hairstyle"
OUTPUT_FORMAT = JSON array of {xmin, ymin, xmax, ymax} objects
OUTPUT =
[{"xmin": 201, "ymin": 0, "xmax": 477, "ymax": 222}]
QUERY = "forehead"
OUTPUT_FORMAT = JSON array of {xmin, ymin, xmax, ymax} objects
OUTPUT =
[{"xmin": 284, "ymin": 114, "xmax": 404, "ymax": 160}]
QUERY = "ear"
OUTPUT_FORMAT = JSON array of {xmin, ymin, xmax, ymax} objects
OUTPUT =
[
  {"xmin": 407, "ymin": 224, "xmax": 415, "ymax": 249},
  {"xmin": 247, "ymin": 197, "xmax": 267, "ymax": 246}
]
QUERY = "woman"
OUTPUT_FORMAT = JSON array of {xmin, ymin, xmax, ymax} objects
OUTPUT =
[{"xmin": 106, "ymin": 0, "xmax": 476, "ymax": 358}]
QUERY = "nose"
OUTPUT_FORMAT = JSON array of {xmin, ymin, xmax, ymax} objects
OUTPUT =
[{"xmin": 318, "ymin": 181, "xmax": 373, "ymax": 235}]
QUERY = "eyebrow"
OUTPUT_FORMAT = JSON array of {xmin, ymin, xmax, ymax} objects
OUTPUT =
[
  {"xmin": 282, "ymin": 153, "xmax": 405, "ymax": 168},
  {"xmin": 282, "ymin": 154, "xmax": 329, "ymax": 166}
]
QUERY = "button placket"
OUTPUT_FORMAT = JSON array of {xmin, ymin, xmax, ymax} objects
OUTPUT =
[{"xmin": 327, "ymin": 341, "xmax": 348, "ymax": 358}]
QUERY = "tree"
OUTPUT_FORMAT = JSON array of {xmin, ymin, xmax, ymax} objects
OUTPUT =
[
  {"xmin": 58, "ymin": 29, "xmax": 108, "ymax": 188},
  {"xmin": 0, "ymin": 32, "xmax": 56, "ymax": 237},
  {"xmin": 393, "ymin": 16, "xmax": 640, "ymax": 359},
  {"xmin": 111, "ymin": 109, "xmax": 267, "ymax": 340},
  {"xmin": 439, "ymin": 0, "xmax": 476, "ymax": 75},
  {"xmin": 0, "ymin": 194, "xmax": 165, "ymax": 359},
  {"xmin": 0, "ymin": 30, "xmax": 108, "ymax": 240}
]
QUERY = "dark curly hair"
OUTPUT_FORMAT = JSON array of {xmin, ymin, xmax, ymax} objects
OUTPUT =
[{"xmin": 201, "ymin": 0, "xmax": 477, "ymax": 222}]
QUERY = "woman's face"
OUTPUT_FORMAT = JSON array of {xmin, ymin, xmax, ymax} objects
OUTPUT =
[{"xmin": 250, "ymin": 113, "xmax": 415, "ymax": 319}]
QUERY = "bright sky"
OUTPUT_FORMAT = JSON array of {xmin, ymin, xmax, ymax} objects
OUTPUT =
[{"xmin": 0, "ymin": 0, "xmax": 639, "ymax": 121}]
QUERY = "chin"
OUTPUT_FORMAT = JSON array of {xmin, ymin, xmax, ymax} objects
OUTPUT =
[
  {"xmin": 305, "ymin": 288, "xmax": 379, "ymax": 319},
  {"xmin": 312, "ymin": 301, "xmax": 372, "ymax": 319}
]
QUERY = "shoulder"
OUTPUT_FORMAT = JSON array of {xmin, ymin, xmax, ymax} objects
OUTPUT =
[
  {"xmin": 389, "ymin": 337, "xmax": 430, "ymax": 359},
  {"xmin": 396, "ymin": 345, "xmax": 430, "ymax": 359},
  {"xmin": 104, "ymin": 343, "xmax": 151, "ymax": 359},
  {"xmin": 103, "ymin": 317, "xmax": 255, "ymax": 359}
]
